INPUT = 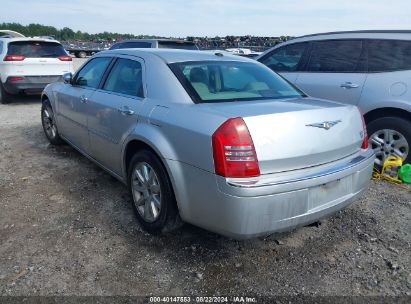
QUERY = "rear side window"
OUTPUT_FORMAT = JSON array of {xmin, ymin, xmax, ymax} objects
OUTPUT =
[
  {"xmin": 74, "ymin": 57, "xmax": 112, "ymax": 88},
  {"xmin": 259, "ymin": 43, "xmax": 307, "ymax": 72},
  {"xmin": 158, "ymin": 41, "xmax": 199, "ymax": 50},
  {"xmin": 103, "ymin": 58, "xmax": 144, "ymax": 97},
  {"xmin": 307, "ymin": 40, "xmax": 363, "ymax": 72},
  {"xmin": 367, "ymin": 40, "xmax": 411, "ymax": 72},
  {"xmin": 7, "ymin": 41, "xmax": 67, "ymax": 58}
]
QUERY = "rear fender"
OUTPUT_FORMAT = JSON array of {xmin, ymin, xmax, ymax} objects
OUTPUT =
[
  {"xmin": 121, "ymin": 124, "xmax": 188, "ymax": 214},
  {"xmin": 360, "ymin": 100, "xmax": 411, "ymax": 117}
]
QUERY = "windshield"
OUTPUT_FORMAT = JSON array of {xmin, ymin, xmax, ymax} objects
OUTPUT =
[
  {"xmin": 169, "ymin": 60, "xmax": 304, "ymax": 103},
  {"xmin": 7, "ymin": 41, "xmax": 67, "ymax": 58}
]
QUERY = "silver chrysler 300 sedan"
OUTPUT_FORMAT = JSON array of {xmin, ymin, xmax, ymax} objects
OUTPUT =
[{"xmin": 41, "ymin": 49, "xmax": 375, "ymax": 239}]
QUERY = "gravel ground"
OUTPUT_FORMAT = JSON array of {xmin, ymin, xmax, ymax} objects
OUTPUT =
[{"xmin": 0, "ymin": 59, "xmax": 410, "ymax": 299}]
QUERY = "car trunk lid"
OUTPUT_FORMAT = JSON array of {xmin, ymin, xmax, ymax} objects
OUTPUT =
[{"xmin": 202, "ymin": 98, "xmax": 365, "ymax": 174}]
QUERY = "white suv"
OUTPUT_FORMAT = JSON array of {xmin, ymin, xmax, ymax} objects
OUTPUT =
[
  {"xmin": 258, "ymin": 30, "xmax": 411, "ymax": 166},
  {"xmin": 0, "ymin": 30, "xmax": 73, "ymax": 104}
]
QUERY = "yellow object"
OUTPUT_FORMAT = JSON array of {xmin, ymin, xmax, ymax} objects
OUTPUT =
[
  {"xmin": 372, "ymin": 156, "xmax": 411, "ymax": 191},
  {"xmin": 381, "ymin": 156, "xmax": 403, "ymax": 182}
]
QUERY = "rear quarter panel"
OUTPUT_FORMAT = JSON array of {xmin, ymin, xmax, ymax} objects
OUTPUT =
[
  {"xmin": 358, "ymin": 70, "xmax": 411, "ymax": 114},
  {"xmin": 122, "ymin": 103, "xmax": 227, "ymax": 221},
  {"xmin": 123, "ymin": 103, "xmax": 226, "ymax": 177}
]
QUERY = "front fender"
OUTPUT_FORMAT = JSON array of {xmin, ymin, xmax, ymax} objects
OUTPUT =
[
  {"xmin": 41, "ymin": 83, "xmax": 61, "ymax": 107},
  {"xmin": 41, "ymin": 85, "xmax": 52, "ymax": 103}
]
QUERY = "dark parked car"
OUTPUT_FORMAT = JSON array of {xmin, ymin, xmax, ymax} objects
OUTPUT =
[{"xmin": 109, "ymin": 39, "xmax": 199, "ymax": 50}]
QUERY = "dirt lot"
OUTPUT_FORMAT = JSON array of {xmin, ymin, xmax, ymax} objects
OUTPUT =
[{"xmin": 0, "ymin": 58, "xmax": 410, "ymax": 299}]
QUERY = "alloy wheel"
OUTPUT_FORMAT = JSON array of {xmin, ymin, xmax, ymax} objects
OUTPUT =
[
  {"xmin": 42, "ymin": 107, "xmax": 57, "ymax": 139},
  {"xmin": 370, "ymin": 128, "xmax": 409, "ymax": 166},
  {"xmin": 131, "ymin": 162, "xmax": 162, "ymax": 223}
]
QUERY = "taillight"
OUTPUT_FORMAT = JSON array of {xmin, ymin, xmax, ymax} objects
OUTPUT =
[
  {"xmin": 359, "ymin": 111, "xmax": 368, "ymax": 149},
  {"xmin": 4, "ymin": 55, "xmax": 25, "ymax": 61},
  {"xmin": 58, "ymin": 55, "xmax": 72, "ymax": 61},
  {"xmin": 7, "ymin": 76, "xmax": 24, "ymax": 82},
  {"xmin": 212, "ymin": 117, "xmax": 260, "ymax": 177}
]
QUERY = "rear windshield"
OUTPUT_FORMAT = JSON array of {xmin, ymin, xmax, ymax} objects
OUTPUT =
[
  {"xmin": 158, "ymin": 41, "xmax": 199, "ymax": 50},
  {"xmin": 7, "ymin": 41, "xmax": 67, "ymax": 58},
  {"xmin": 169, "ymin": 61, "xmax": 304, "ymax": 103}
]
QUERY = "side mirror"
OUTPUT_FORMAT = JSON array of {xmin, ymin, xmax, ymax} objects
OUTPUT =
[
  {"xmin": 76, "ymin": 77, "xmax": 87, "ymax": 86},
  {"xmin": 63, "ymin": 72, "xmax": 73, "ymax": 84}
]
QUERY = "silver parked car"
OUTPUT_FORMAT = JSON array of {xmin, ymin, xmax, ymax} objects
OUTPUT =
[
  {"xmin": 41, "ymin": 49, "xmax": 374, "ymax": 239},
  {"xmin": 257, "ymin": 30, "xmax": 411, "ymax": 166}
]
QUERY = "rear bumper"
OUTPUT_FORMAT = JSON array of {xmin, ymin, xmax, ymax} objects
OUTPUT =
[
  {"xmin": 3, "ymin": 75, "xmax": 62, "ymax": 94},
  {"xmin": 169, "ymin": 149, "xmax": 375, "ymax": 239}
]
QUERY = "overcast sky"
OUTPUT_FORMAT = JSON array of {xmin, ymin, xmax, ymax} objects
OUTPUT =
[{"xmin": 2, "ymin": 0, "xmax": 411, "ymax": 37}]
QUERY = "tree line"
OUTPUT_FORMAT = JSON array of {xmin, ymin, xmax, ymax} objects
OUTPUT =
[
  {"xmin": 0, "ymin": 22, "xmax": 289, "ymax": 48},
  {"xmin": 0, "ymin": 22, "xmax": 158, "ymax": 41}
]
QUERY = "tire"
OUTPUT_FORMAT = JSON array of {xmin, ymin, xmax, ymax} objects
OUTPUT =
[
  {"xmin": 128, "ymin": 150, "xmax": 181, "ymax": 234},
  {"xmin": 0, "ymin": 82, "xmax": 11, "ymax": 104},
  {"xmin": 41, "ymin": 100, "xmax": 64, "ymax": 145},
  {"xmin": 367, "ymin": 116, "xmax": 411, "ymax": 167},
  {"xmin": 78, "ymin": 51, "xmax": 87, "ymax": 58}
]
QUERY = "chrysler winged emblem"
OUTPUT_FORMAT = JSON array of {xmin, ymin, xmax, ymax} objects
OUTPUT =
[{"xmin": 306, "ymin": 120, "xmax": 342, "ymax": 130}]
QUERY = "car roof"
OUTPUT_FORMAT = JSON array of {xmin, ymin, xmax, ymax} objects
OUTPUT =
[
  {"xmin": 284, "ymin": 30, "xmax": 411, "ymax": 45},
  {"xmin": 101, "ymin": 48, "xmax": 254, "ymax": 63},
  {"xmin": 298, "ymin": 30, "xmax": 411, "ymax": 38},
  {"xmin": 0, "ymin": 37, "xmax": 61, "ymax": 44}
]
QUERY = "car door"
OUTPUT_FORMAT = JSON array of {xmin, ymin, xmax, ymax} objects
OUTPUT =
[
  {"xmin": 295, "ymin": 40, "xmax": 367, "ymax": 105},
  {"xmin": 258, "ymin": 42, "xmax": 309, "ymax": 83},
  {"xmin": 87, "ymin": 56, "xmax": 146, "ymax": 175},
  {"xmin": 56, "ymin": 57, "xmax": 112, "ymax": 153}
]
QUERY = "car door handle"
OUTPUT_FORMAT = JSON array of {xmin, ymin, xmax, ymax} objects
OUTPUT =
[
  {"xmin": 340, "ymin": 82, "xmax": 359, "ymax": 89},
  {"xmin": 118, "ymin": 107, "xmax": 134, "ymax": 116},
  {"xmin": 80, "ymin": 95, "xmax": 88, "ymax": 103}
]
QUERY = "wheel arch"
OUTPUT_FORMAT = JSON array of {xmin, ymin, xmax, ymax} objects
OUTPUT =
[
  {"xmin": 123, "ymin": 139, "xmax": 161, "ymax": 178},
  {"xmin": 122, "ymin": 136, "xmax": 184, "ymax": 216},
  {"xmin": 41, "ymin": 93, "xmax": 49, "ymax": 103},
  {"xmin": 364, "ymin": 107, "xmax": 411, "ymax": 125}
]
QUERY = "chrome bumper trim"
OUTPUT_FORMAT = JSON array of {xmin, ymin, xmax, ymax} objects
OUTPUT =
[{"xmin": 226, "ymin": 149, "xmax": 375, "ymax": 188}]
